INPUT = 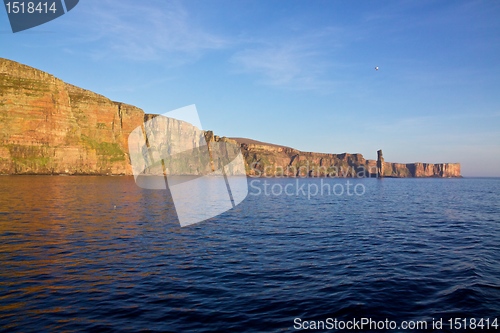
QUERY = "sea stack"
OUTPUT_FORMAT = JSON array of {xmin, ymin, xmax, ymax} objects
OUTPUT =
[
  {"xmin": 0, "ymin": 58, "xmax": 462, "ymax": 177},
  {"xmin": 377, "ymin": 149, "xmax": 384, "ymax": 178}
]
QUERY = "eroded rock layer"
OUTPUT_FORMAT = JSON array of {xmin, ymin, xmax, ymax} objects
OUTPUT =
[
  {"xmin": 0, "ymin": 58, "xmax": 460, "ymax": 177},
  {"xmin": 232, "ymin": 140, "xmax": 461, "ymax": 178},
  {"xmin": 0, "ymin": 58, "xmax": 143, "ymax": 174}
]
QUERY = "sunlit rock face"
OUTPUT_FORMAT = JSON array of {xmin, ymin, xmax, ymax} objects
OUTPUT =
[
  {"xmin": 0, "ymin": 58, "xmax": 246, "ymax": 176},
  {"xmin": 0, "ymin": 58, "xmax": 460, "ymax": 177},
  {"xmin": 0, "ymin": 58, "xmax": 142, "ymax": 175},
  {"xmin": 233, "ymin": 139, "xmax": 461, "ymax": 178}
]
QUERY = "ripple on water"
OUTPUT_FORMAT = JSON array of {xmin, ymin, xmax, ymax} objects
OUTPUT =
[{"xmin": 0, "ymin": 176, "xmax": 499, "ymax": 332}]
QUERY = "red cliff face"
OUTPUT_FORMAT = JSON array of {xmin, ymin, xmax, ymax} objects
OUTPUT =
[
  {"xmin": 235, "ymin": 141, "xmax": 461, "ymax": 178},
  {"xmin": 232, "ymin": 138, "xmax": 371, "ymax": 177},
  {"xmin": 0, "ymin": 58, "xmax": 143, "ymax": 174},
  {"xmin": 410, "ymin": 162, "xmax": 461, "ymax": 178},
  {"xmin": 0, "ymin": 58, "xmax": 461, "ymax": 177}
]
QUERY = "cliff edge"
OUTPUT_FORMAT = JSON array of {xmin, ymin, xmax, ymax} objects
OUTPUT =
[
  {"xmin": 0, "ymin": 58, "xmax": 143, "ymax": 174},
  {"xmin": 0, "ymin": 58, "xmax": 460, "ymax": 177},
  {"xmin": 231, "ymin": 138, "xmax": 460, "ymax": 178}
]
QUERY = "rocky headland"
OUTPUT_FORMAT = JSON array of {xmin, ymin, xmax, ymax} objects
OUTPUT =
[
  {"xmin": 0, "ymin": 58, "xmax": 460, "ymax": 177},
  {"xmin": 232, "ymin": 138, "xmax": 460, "ymax": 178}
]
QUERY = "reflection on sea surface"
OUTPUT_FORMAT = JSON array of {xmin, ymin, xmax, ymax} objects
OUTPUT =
[{"xmin": 1, "ymin": 176, "xmax": 499, "ymax": 332}]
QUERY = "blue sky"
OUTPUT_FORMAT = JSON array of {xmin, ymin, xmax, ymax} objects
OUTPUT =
[{"xmin": 1, "ymin": 0, "xmax": 499, "ymax": 176}]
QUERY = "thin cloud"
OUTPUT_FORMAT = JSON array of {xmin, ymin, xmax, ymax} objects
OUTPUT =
[
  {"xmin": 231, "ymin": 29, "xmax": 343, "ymax": 92},
  {"xmin": 77, "ymin": 0, "xmax": 228, "ymax": 63}
]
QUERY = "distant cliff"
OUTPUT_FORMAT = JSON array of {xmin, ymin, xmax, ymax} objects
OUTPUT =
[
  {"xmin": 232, "ymin": 139, "xmax": 461, "ymax": 178},
  {"xmin": 376, "ymin": 150, "xmax": 460, "ymax": 178},
  {"xmin": 0, "ymin": 58, "xmax": 460, "ymax": 177}
]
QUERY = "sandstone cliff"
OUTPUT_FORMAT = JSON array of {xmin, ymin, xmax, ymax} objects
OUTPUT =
[
  {"xmin": 232, "ymin": 138, "xmax": 461, "ymax": 178},
  {"xmin": 0, "ymin": 58, "xmax": 461, "ymax": 177},
  {"xmin": 130, "ymin": 115, "xmax": 244, "ymax": 177},
  {"xmin": 0, "ymin": 58, "xmax": 143, "ymax": 174}
]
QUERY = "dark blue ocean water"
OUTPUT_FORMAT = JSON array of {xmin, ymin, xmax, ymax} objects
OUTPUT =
[{"xmin": 0, "ymin": 176, "xmax": 499, "ymax": 332}]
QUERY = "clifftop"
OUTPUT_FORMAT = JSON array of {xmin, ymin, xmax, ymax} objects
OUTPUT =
[
  {"xmin": 0, "ymin": 58, "xmax": 143, "ymax": 175},
  {"xmin": 232, "ymin": 137, "xmax": 460, "ymax": 178},
  {"xmin": 0, "ymin": 58, "xmax": 460, "ymax": 177}
]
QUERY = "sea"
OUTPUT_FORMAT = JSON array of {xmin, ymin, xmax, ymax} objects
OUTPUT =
[{"xmin": 0, "ymin": 176, "xmax": 499, "ymax": 332}]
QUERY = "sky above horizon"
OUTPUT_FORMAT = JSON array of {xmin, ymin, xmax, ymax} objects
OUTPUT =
[{"xmin": 1, "ymin": 0, "xmax": 499, "ymax": 176}]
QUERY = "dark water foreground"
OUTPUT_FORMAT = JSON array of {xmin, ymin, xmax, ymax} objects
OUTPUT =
[{"xmin": 0, "ymin": 176, "xmax": 499, "ymax": 332}]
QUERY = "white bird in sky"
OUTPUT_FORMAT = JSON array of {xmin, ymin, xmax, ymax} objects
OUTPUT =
[{"xmin": 375, "ymin": 66, "xmax": 379, "ymax": 71}]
